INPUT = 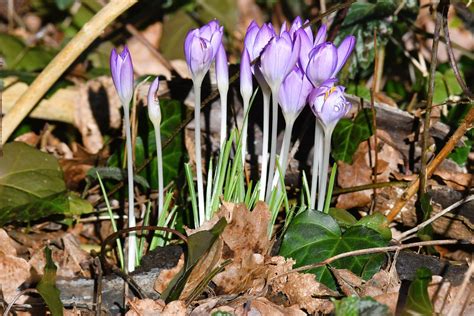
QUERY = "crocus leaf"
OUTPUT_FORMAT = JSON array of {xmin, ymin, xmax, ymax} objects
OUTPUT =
[
  {"xmin": 161, "ymin": 217, "xmax": 227, "ymax": 302},
  {"xmin": 333, "ymin": 296, "xmax": 391, "ymax": 316},
  {"xmin": 36, "ymin": 247, "xmax": 64, "ymax": 316},
  {"xmin": 402, "ymin": 267, "xmax": 433, "ymax": 316},
  {"xmin": 332, "ymin": 109, "xmax": 373, "ymax": 164},
  {"xmin": 354, "ymin": 213, "xmax": 391, "ymax": 242},
  {"xmin": 0, "ymin": 142, "xmax": 91, "ymax": 225},
  {"xmin": 279, "ymin": 210, "xmax": 388, "ymax": 290}
]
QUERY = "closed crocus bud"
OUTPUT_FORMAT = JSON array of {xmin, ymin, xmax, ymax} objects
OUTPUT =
[
  {"xmin": 216, "ymin": 44, "xmax": 229, "ymax": 93},
  {"xmin": 240, "ymin": 49, "xmax": 253, "ymax": 103},
  {"xmin": 147, "ymin": 77, "xmax": 161, "ymax": 126},
  {"xmin": 260, "ymin": 32, "xmax": 301, "ymax": 91},
  {"xmin": 308, "ymin": 81, "xmax": 351, "ymax": 129},
  {"xmin": 199, "ymin": 20, "xmax": 224, "ymax": 59},
  {"xmin": 110, "ymin": 46, "xmax": 134, "ymax": 106},
  {"xmin": 306, "ymin": 35, "xmax": 355, "ymax": 86},
  {"xmin": 278, "ymin": 66, "xmax": 313, "ymax": 120},
  {"xmin": 306, "ymin": 42, "xmax": 338, "ymax": 86}
]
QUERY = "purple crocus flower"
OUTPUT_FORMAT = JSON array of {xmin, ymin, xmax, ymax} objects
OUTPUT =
[
  {"xmin": 110, "ymin": 46, "xmax": 134, "ymax": 106},
  {"xmin": 184, "ymin": 20, "xmax": 224, "ymax": 83},
  {"xmin": 306, "ymin": 35, "xmax": 355, "ymax": 86},
  {"xmin": 259, "ymin": 31, "xmax": 301, "ymax": 91},
  {"xmin": 244, "ymin": 22, "xmax": 276, "ymax": 62},
  {"xmin": 278, "ymin": 66, "xmax": 313, "ymax": 119},
  {"xmin": 308, "ymin": 81, "xmax": 351, "ymax": 128}
]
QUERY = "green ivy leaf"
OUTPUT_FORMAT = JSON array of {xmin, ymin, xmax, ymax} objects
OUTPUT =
[
  {"xmin": 402, "ymin": 267, "xmax": 433, "ymax": 316},
  {"xmin": 161, "ymin": 218, "xmax": 227, "ymax": 302},
  {"xmin": 0, "ymin": 34, "xmax": 56, "ymax": 71},
  {"xmin": 332, "ymin": 109, "xmax": 373, "ymax": 164},
  {"xmin": 448, "ymin": 140, "xmax": 472, "ymax": 166},
  {"xmin": 279, "ymin": 210, "xmax": 388, "ymax": 289},
  {"xmin": 36, "ymin": 247, "xmax": 64, "ymax": 316},
  {"xmin": 354, "ymin": 213, "xmax": 392, "ymax": 241},
  {"xmin": 333, "ymin": 296, "xmax": 391, "ymax": 316},
  {"xmin": 328, "ymin": 208, "xmax": 357, "ymax": 229},
  {"xmin": 0, "ymin": 142, "xmax": 91, "ymax": 225}
]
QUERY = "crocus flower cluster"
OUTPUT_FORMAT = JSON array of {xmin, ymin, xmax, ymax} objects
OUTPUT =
[{"xmin": 238, "ymin": 17, "xmax": 355, "ymax": 208}]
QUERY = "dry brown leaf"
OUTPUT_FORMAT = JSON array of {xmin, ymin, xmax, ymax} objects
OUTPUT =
[
  {"xmin": 357, "ymin": 268, "xmax": 401, "ymax": 314},
  {"xmin": 212, "ymin": 202, "xmax": 272, "ymax": 294},
  {"xmin": 126, "ymin": 298, "xmax": 165, "ymax": 316},
  {"xmin": 161, "ymin": 300, "xmax": 187, "ymax": 316},
  {"xmin": 429, "ymin": 275, "xmax": 474, "ymax": 315},
  {"xmin": 0, "ymin": 250, "xmax": 31, "ymax": 303},
  {"xmin": 337, "ymin": 133, "xmax": 403, "ymax": 210},
  {"xmin": 329, "ymin": 268, "xmax": 364, "ymax": 297},
  {"xmin": 189, "ymin": 297, "xmax": 220, "ymax": 316},
  {"xmin": 154, "ymin": 254, "xmax": 185, "ymax": 294},
  {"xmin": 433, "ymin": 160, "xmax": 472, "ymax": 190},
  {"xmin": 28, "ymin": 234, "xmax": 91, "ymax": 280},
  {"xmin": 180, "ymin": 237, "xmax": 224, "ymax": 300},
  {"xmin": 267, "ymin": 256, "xmax": 336, "ymax": 314},
  {"xmin": 248, "ymin": 297, "xmax": 306, "ymax": 316}
]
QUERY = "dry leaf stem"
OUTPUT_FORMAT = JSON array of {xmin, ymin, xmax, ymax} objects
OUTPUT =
[
  {"xmin": 387, "ymin": 106, "xmax": 474, "ymax": 222},
  {"xmin": 1, "ymin": 0, "xmax": 139, "ymax": 144},
  {"xmin": 419, "ymin": 0, "xmax": 445, "ymax": 196}
]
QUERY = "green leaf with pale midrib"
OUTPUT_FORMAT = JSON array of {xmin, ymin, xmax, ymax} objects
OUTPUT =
[{"xmin": 279, "ymin": 210, "xmax": 388, "ymax": 289}]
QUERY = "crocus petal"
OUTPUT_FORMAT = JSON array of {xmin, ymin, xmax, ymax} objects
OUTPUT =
[
  {"xmin": 306, "ymin": 42, "xmax": 337, "ymax": 86},
  {"xmin": 188, "ymin": 37, "xmax": 213, "ymax": 80},
  {"xmin": 244, "ymin": 21, "xmax": 260, "ymax": 56},
  {"xmin": 252, "ymin": 23, "xmax": 275, "ymax": 59},
  {"xmin": 289, "ymin": 16, "xmax": 303, "ymax": 37},
  {"xmin": 215, "ymin": 44, "xmax": 229, "ymax": 93},
  {"xmin": 280, "ymin": 21, "xmax": 287, "ymax": 35},
  {"xmin": 240, "ymin": 49, "xmax": 253, "ymax": 103},
  {"xmin": 110, "ymin": 48, "xmax": 120, "ymax": 91},
  {"xmin": 209, "ymin": 25, "xmax": 224, "ymax": 59},
  {"xmin": 147, "ymin": 77, "xmax": 161, "ymax": 124},
  {"xmin": 184, "ymin": 29, "xmax": 199, "ymax": 67},
  {"xmin": 295, "ymin": 28, "xmax": 313, "ymax": 70},
  {"xmin": 260, "ymin": 36, "xmax": 292, "ymax": 89},
  {"xmin": 119, "ymin": 47, "xmax": 134, "ymax": 105},
  {"xmin": 309, "ymin": 84, "xmax": 351, "ymax": 128},
  {"xmin": 334, "ymin": 35, "xmax": 356, "ymax": 74},
  {"xmin": 313, "ymin": 24, "xmax": 327, "ymax": 46}
]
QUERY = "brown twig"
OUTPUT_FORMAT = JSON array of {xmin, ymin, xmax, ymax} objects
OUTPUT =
[
  {"xmin": 387, "ymin": 106, "xmax": 474, "ymax": 222},
  {"xmin": 369, "ymin": 30, "xmax": 380, "ymax": 213},
  {"xmin": 419, "ymin": 0, "xmax": 446, "ymax": 197},
  {"xmin": 442, "ymin": 2, "xmax": 474, "ymax": 99},
  {"xmin": 447, "ymin": 259, "xmax": 474, "ymax": 316},
  {"xmin": 333, "ymin": 181, "xmax": 408, "ymax": 195},
  {"xmin": 272, "ymin": 239, "xmax": 465, "ymax": 280},
  {"xmin": 397, "ymin": 195, "xmax": 474, "ymax": 242}
]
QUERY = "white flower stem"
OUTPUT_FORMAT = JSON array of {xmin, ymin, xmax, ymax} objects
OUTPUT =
[
  {"xmin": 259, "ymin": 89, "xmax": 271, "ymax": 201},
  {"xmin": 317, "ymin": 126, "xmax": 334, "ymax": 212},
  {"xmin": 154, "ymin": 125, "xmax": 164, "ymax": 221},
  {"xmin": 265, "ymin": 90, "xmax": 279, "ymax": 202},
  {"xmin": 310, "ymin": 121, "xmax": 323, "ymax": 210},
  {"xmin": 193, "ymin": 82, "xmax": 205, "ymax": 226},
  {"xmin": 219, "ymin": 88, "xmax": 228, "ymax": 148},
  {"xmin": 272, "ymin": 117, "xmax": 294, "ymax": 190},
  {"xmin": 241, "ymin": 97, "xmax": 250, "ymax": 170},
  {"xmin": 123, "ymin": 104, "xmax": 136, "ymax": 273}
]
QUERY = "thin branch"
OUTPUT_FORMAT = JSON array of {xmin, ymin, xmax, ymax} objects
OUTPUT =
[
  {"xmin": 2, "ymin": 0, "xmax": 139, "ymax": 144},
  {"xmin": 442, "ymin": 3, "xmax": 474, "ymax": 98},
  {"xmin": 3, "ymin": 289, "xmax": 39, "ymax": 316},
  {"xmin": 333, "ymin": 181, "xmax": 408, "ymax": 195},
  {"xmin": 271, "ymin": 239, "xmax": 465, "ymax": 280},
  {"xmin": 397, "ymin": 195, "xmax": 474, "ymax": 242},
  {"xmin": 386, "ymin": 106, "xmax": 474, "ymax": 222},
  {"xmin": 447, "ymin": 260, "xmax": 474, "ymax": 316},
  {"xmin": 419, "ymin": 0, "xmax": 446, "ymax": 196}
]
